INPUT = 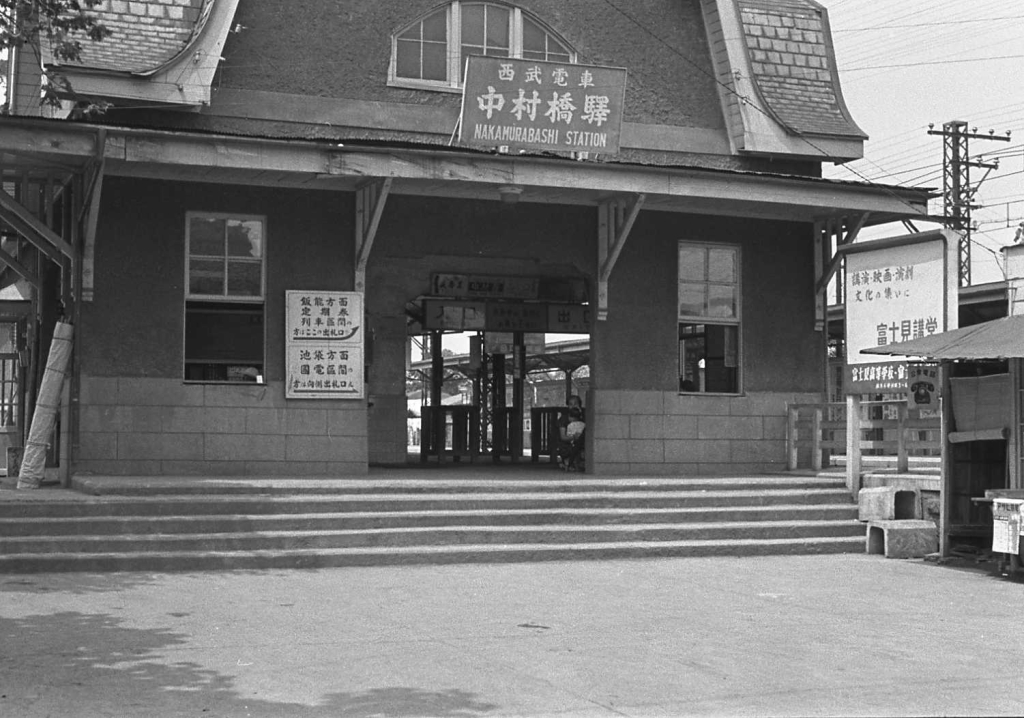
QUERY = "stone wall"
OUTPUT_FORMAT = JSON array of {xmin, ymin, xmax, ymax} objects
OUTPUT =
[
  {"xmin": 588, "ymin": 390, "xmax": 821, "ymax": 475},
  {"xmin": 75, "ymin": 376, "xmax": 367, "ymax": 476}
]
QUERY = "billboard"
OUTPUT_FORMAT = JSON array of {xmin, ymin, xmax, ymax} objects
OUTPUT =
[
  {"xmin": 843, "ymin": 230, "xmax": 958, "ymax": 394},
  {"xmin": 460, "ymin": 56, "xmax": 627, "ymax": 155}
]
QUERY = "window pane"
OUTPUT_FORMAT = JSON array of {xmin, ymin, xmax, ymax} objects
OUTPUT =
[
  {"xmin": 708, "ymin": 285, "xmax": 737, "ymax": 318},
  {"xmin": 484, "ymin": 46, "xmax": 509, "ymax": 57},
  {"xmin": 462, "ymin": 4, "xmax": 484, "ymax": 45},
  {"xmin": 522, "ymin": 17, "xmax": 545, "ymax": 54},
  {"xmin": 708, "ymin": 248, "xmax": 736, "ymax": 283},
  {"xmin": 679, "ymin": 323, "xmax": 739, "ymax": 393},
  {"xmin": 678, "ymin": 245, "xmax": 705, "ymax": 281},
  {"xmin": 548, "ymin": 37, "xmax": 571, "ymax": 58},
  {"xmin": 227, "ymin": 220, "xmax": 262, "ymax": 258},
  {"xmin": 486, "ymin": 6, "xmax": 509, "ymax": 49},
  {"xmin": 190, "ymin": 258, "xmax": 224, "ymax": 296},
  {"xmin": 422, "ymin": 41, "xmax": 447, "ymax": 80},
  {"xmin": 186, "ymin": 301, "xmax": 264, "ymax": 366},
  {"xmin": 422, "ymin": 11, "xmax": 447, "ymax": 42},
  {"xmin": 396, "ymin": 38, "xmax": 420, "ymax": 78},
  {"xmin": 398, "ymin": 24, "xmax": 421, "ymax": 41},
  {"xmin": 678, "ymin": 283, "xmax": 705, "ymax": 317},
  {"xmin": 462, "ymin": 43, "xmax": 482, "ymax": 61},
  {"xmin": 227, "ymin": 261, "xmax": 262, "ymax": 297},
  {"xmin": 189, "ymin": 217, "xmax": 224, "ymax": 256},
  {"xmin": 548, "ymin": 51, "xmax": 571, "ymax": 63}
]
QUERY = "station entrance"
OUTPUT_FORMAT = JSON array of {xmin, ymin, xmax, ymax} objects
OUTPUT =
[{"xmin": 406, "ymin": 293, "xmax": 590, "ymax": 466}]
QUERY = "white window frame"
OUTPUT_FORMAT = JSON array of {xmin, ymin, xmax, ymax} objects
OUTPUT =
[
  {"xmin": 678, "ymin": 241, "xmax": 742, "ymax": 395},
  {"xmin": 388, "ymin": 1, "xmax": 577, "ymax": 93},
  {"xmin": 183, "ymin": 212, "xmax": 267, "ymax": 383}
]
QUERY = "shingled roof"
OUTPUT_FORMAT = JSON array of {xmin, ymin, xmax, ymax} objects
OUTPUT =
[
  {"xmin": 738, "ymin": 0, "xmax": 865, "ymax": 138},
  {"xmin": 61, "ymin": 0, "xmax": 212, "ymax": 74}
]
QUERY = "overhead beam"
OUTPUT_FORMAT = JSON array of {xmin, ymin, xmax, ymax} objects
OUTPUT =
[
  {"xmin": 354, "ymin": 177, "xmax": 392, "ymax": 293},
  {"xmin": 0, "ymin": 245, "xmax": 40, "ymax": 288},
  {"xmin": 597, "ymin": 193, "xmax": 645, "ymax": 321},
  {"xmin": 80, "ymin": 130, "xmax": 107, "ymax": 302},
  {"xmin": 814, "ymin": 212, "xmax": 870, "ymax": 296},
  {"xmin": 0, "ymin": 185, "xmax": 76, "ymax": 262}
]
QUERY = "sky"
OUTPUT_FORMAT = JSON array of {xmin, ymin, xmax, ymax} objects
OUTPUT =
[{"xmin": 822, "ymin": 0, "xmax": 1024, "ymax": 285}]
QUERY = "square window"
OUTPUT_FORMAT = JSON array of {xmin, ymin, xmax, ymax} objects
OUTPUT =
[
  {"xmin": 678, "ymin": 242, "xmax": 740, "ymax": 393},
  {"xmin": 185, "ymin": 213, "xmax": 266, "ymax": 383}
]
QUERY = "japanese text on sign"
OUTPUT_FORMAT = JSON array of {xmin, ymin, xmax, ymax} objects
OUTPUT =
[
  {"xmin": 286, "ymin": 290, "xmax": 364, "ymax": 399},
  {"xmin": 461, "ymin": 56, "xmax": 626, "ymax": 154}
]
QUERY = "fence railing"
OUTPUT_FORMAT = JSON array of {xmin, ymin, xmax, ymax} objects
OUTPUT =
[{"xmin": 787, "ymin": 400, "xmax": 941, "ymax": 472}]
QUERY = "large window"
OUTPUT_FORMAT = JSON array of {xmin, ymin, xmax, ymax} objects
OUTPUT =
[
  {"xmin": 184, "ymin": 213, "xmax": 266, "ymax": 383},
  {"xmin": 678, "ymin": 243, "xmax": 740, "ymax": 394},
  {"xmin": 391, "ymin": 2, "xmax": 574, "ymax": 90}
]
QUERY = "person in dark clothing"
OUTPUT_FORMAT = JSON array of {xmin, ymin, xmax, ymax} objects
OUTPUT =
[{"xmin": 557, "ymin": 395, "xmax": 585, "ymax": 471}]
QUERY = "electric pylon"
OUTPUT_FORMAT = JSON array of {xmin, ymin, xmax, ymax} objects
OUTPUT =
[{"xmin": 927, "ymin": 120, "xmax": 1011, "ymax": 286}]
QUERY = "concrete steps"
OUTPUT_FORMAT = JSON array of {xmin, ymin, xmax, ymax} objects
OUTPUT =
[{"xmin": 0, "ymin": 474, "xmax": 863, "ymax": 572}]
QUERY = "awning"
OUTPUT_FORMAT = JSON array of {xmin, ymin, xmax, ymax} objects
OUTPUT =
[{"xmin": 861, "ymin": 314, "xmax": 1024, "ymax": 360}]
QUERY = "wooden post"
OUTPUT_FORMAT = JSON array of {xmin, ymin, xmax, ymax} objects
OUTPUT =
[
  {"xmin": 939, "ymin": 362, "xmax": 953, "ymax": 557},
  {"xmin": 846, "ymin": 394, "xmax": 861, "ymax": 495},
  {"xmin": 786, "ymin": 405, "xmax": 799, "ymax": 471},
  {"xmin": 896, "ymin": 402, "xmax": 909, "ymax": 473},
  {"xmin": 811, "ymin": 407, "xmax": 823, "ymax": 472}
]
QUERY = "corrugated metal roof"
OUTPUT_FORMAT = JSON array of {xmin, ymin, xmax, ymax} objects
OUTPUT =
[{"xmin": 862, "ymin": 314, "xmax": 1024, "ymax": 360}]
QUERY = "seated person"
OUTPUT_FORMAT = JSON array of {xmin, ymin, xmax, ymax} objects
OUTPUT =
[{"xmin": 557, "ymin": 401, "xmax": 586, "ymax": 471}]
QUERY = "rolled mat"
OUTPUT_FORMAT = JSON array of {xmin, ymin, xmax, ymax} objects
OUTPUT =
[{"xmin": 17, "ymin": 322, "xmax": 73, "ymax": 489}]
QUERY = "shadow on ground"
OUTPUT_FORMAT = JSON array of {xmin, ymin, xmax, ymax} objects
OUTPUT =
[{"xmin": 0, "ymin": 610, "xmax": 499, "ymax": 717}]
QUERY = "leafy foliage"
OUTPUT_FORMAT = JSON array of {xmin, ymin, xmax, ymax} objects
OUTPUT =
[{"xmin": 1, "ymin": 0, "xmax": 111, "ymax": 111}]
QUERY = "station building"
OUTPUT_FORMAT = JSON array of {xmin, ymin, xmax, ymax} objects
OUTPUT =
[{"xmin": 0, "ymin": 0, "xmax": 932, "ymax": 478}]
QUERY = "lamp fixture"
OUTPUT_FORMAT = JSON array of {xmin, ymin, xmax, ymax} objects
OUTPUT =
[{"xmin": 498, "ymin": 185, "xmax": 523, "ymax": 205}]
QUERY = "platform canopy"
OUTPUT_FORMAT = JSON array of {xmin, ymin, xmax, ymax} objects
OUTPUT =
[{"xmin": 862, "ymin": 314, "xmax": 1024, "ymax": 361}]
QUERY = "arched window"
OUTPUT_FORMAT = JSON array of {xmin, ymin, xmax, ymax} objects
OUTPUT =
[{"xmin": 391, "ymin": 2, "xmax": 575, "ymax": 90}]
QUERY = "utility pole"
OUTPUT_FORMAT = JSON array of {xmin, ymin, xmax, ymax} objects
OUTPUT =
[{"xmin": 927, "ymin": 120, "xmax": 1011, "ymax": 286}]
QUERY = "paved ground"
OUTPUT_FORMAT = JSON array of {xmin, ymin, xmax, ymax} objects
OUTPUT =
[{"xmin": 1, "ymin": 555, "xmax": 1022, "ymax": 718}]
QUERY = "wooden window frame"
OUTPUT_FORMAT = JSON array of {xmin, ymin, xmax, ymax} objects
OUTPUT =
[
  {"xmin": 678, "ymin": 242, "xmax": 742, "ymax": 395},
  {"xmin": 388, "ymin": 1, "xmax": 576, "ymax": 93}
]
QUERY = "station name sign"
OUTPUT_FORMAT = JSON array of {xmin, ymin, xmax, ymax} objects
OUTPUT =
[{"xmin": 460, "ymin": 56, "xmax": 627, "ymax": 155}]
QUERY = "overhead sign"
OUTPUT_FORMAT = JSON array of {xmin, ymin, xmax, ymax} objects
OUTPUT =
[
  {"xmin": 460, "ymin": 56, "xmax": 627, "ymax": 155},
  {"xmin": 431, "ymin": 273, "xmax": 539, "ymax": 300},
  {"xmin": 422, "ymin": 299, "xmax": 590, "ymax": 333},
  {"xmin": 844, "ymin": 230, "xmax": 957, "ymax": 394},
  {"xmin": 286, "ymin": 290, "xmax": 364, "ymax": 399}
]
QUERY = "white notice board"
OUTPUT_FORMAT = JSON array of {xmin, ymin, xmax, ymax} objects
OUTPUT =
[{"xmin": 285, "ymin": 290, "xmax": 364, "ymax": 399}]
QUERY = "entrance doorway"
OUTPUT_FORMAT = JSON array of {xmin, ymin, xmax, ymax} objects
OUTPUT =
[{"xmin": 406, "ymin": 329, "xmax": 589, "ymax": 466}]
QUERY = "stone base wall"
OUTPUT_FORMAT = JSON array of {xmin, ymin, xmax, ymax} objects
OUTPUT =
[
  {"xmin": 75, "ymin": 376, "xmax": 368, "ymax": 476},
  {"xmin": 589, "ymin": 390, "xmax": 821, "ymax": 475}
]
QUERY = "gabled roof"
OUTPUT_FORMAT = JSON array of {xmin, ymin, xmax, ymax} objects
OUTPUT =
[
  {"xmin": 739, "ymin": 0, "xmax": 865, "ymax": 139},
  {"xmin": 61, "ymin": 0, "xmax": 211, "ymax": 75}
]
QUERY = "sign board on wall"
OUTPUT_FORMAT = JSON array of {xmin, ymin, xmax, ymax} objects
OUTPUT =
[
  {"xmin": 422, "ymin": 299, "xmax": 591, "ymax": 334},
  {"xmin": 843, "ymin": 230, "xmax": 958, "ymax": 394},
  {"xmin": 285, "ymin": 290, "xmax": 364, "ymax": 399},
  {"xmin": 460, "ymin": 56, "xmax": 627, "ymax": 155}
]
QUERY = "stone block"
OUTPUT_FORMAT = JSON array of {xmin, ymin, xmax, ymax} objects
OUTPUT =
[
  {"xmin": 594, "ymin": 415, "xmax": 630, "ymax": 440},
  {"xmin": 699, "ymin": 415, "xmax": 763, "ymax": 440},
  {"xmin": 866, "ymin": 520, "xmax": 938, "ymax": 558},
  {"xmin": 618, "ymin": 391, "xmax": 664, "ymax": 415},
  {"xmin": 858, "ymin": 486, "xmax": 918, "ymax": 521},
  {"xmin": 630, "ymin": 415, "xmax": 665, "ymax": 440}
]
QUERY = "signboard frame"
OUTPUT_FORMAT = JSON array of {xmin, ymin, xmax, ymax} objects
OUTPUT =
[
  {"xmin": 285, "ymin": 290, "xmax": 365, "ymax": 399},
  {"xmin": 842, "ymin": 230, "xmax": 958, "ymax": 395},
  {"xmin": 459, "ymin": 55, "xmax": 627, "ymax": 155}
]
